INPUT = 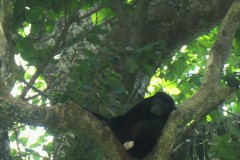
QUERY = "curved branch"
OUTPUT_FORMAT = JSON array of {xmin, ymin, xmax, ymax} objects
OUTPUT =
[
  {"xmin": 0, "ymin": 95, "xmax": 133, "ymax": 160},
  {"xmin": 152, "ymin": 1, "xmax": 240, "ymax": 159},
  {"xmin": 203, "ymin": 0, "xmax": 240, "ymax": 85},
  {"xmin": 146, "ymin": 0, "xmax": 233, "ymax": 53}
]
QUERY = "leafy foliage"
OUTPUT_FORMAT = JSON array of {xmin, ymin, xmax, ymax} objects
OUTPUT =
[
  {"xmin": 6, "ymin": 0, "xmax": 240, "ymax": 159},
  {"xmin": 209, "ymin": 133, "xmax": 240, "ymax": 160}
]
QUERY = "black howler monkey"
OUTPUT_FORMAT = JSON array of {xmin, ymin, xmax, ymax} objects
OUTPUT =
[{"xmin": 93, "ymin": 92, "xmax": 176, "ymax": 159}]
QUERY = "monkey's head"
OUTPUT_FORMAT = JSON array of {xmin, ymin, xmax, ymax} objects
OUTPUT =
[{"xmin": 150, "ymin": 92, "xmax": 176, "ymax": 118}]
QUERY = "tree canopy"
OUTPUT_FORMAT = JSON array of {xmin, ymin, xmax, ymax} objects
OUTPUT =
[{"xmin": 0, "ymin": 0, "xmax": 239, "ymax": 159}]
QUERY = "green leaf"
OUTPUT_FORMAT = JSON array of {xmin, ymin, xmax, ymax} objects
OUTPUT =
[
  {"xmin": 45, "ymin": 21, "xmax": 54, "ymax": 33},
  {"xmin": 17, "ymin": 38, "xmax": 36, "ymax": 62},
  {"xmin": 43, "ymin": 143, "xmax": 53, "ymax": 153},
  {"xmin": 125, "ymin": 57, "xmax": 139, "ymax": 73},
  {"xmin": 91, "ymin": 7, "xmax": 115, "ymax": 24},
  {"xmin": 9, "ymin": 133, "xmax": 15, "ymax": 141},
  {"xmin": 86, "ymin": 34, "xmax": 102, "ymax": 45},
  {"xmin": 140, "ymin": 62, "xmax": 154, "ymax": 76},
  {"xmin": 19, "ymin": 137, "xmax": 28, "ymax": 144},
  {"xmin": 111, "ymin": 84, "xmax": 126, "ymax": 93},
  {"xmin": 209, "ymin": 109, "xmax": 222, "ymax": 122},
  {"xmin": 91, "ymin": 25, "xmax": 109, "ymax": 34},
  {"xmin": 81, "ymin": 48, "xmax": 96, "ymax": 58},
  {"xmin": 26, "ymin": 7, "xmax": 43, "ymax": 22},
  {"xmin": 227, "ymin": 120, "xmax": 240, "ymax": 137},
  {"xmin": 10, "ymin": 148, "xmax": 17, "ymax": 155},
  {"xmin": 29, "ymin": 142, "xmax": 40, "ymax": 148}
]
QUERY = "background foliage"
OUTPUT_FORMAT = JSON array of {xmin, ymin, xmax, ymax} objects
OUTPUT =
[{"xmin": 6, "ymin": 0, "xmax": 240, "ymax": 159}]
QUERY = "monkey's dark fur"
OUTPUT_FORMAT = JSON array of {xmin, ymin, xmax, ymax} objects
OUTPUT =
[{"xmin": 93, "ymin": 92, "xmax": 176, "ymax": 159}]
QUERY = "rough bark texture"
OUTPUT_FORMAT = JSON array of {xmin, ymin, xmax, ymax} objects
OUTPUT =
[
  {"xmin": 0, "ymin": 0, "xmax": 15, "ymax": 159},
  {"xmin": 0, "ymin": 0, "xmax": 18, "ymax": 91},
  {"xmin": 145, "ymin": 0, "xmax": 233, "ymax": 51},
  {"xmin": 0, "ymin": 95, "xmax": 133, "ymax": 160},
  {"xmin": 110, "ymin": 0, "xmax": 233, "ymax": 95},
  {"xmin": 0, "ymin": 0, "xmax": 239, "ymax": 159},
  {"xmin": 151, "ymin": 1, "xmax": 240, "ymax": 159},
  {"xmin": 111, "ymin": 0, "xmax": 233, "ymax": 52}
]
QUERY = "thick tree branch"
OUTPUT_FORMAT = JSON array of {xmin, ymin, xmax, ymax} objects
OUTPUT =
[
  {"xmin": 129, "ymin": 0, "xmax": 151, "ymax": 47},
  {"xmin": 151, "ymin": 1, "xmax": 240, "ymax": 159},
  {"xmin": 0, "ymin": 0, "xmax": 18, "ymax": 93},
  {"xmin": 145, "ymin": 0, "xmax": 234, "ymax": 53},
  {"xmin": 0, "ymin": 1, "xmax": 131, "ymax": 158},
  {"xmin": 203, "ymin": 0, "xmax": 240, "ymax": 85},
  {"xmin": 111, "ymin": 0, "xmax": 234, "ymax": 101},
  {"xmin": 1, "ymin": 0, "xmax": 239, "ymax": 159},
  {"xmin": 0, "ymin": 95, "xmax": 133, "ymax": 160}
]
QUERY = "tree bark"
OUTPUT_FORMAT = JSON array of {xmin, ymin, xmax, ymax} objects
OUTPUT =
[
  {"xmin": 151, "ymin": 1, "xmax": 240, "ymax": 159},
  {"xmin": 0, "ymin": 0, "xmax": 239, "ymax": 159}
]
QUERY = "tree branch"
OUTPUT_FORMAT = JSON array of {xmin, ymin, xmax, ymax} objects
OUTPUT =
[
  {"xmin": 0, "ymin": 95, "xmax": 133, "ymax": 160},
  {"xmin": 129, "ymin": 0, "xmax": 151, "ymax": 47},
  {"xmin": 203, "ymin": 0, "xmax": 240, "ymax": 85},
  {"xmin": 146, "ymin": 0, "xmax": 233, "ymax": 53},
  {"xmin": 152, "ymin": 0, "xmax": 240, "ymax": 159},
  {"xmin": 0, "ymin": 0, "xmax": 18, "ymax": 94}
]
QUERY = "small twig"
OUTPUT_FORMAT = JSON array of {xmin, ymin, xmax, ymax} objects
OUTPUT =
[
  {"xmin": 20, "ymin": 78, "xmax": 49, "ymax": 99},
  {"xmin": 19, "ymin": 3, "xmax": 105, "ymax": 100},
  {"xmin": 220, "ymin": 108, "xmax": 240, "ymax": 118},
  {"xmin": 19, "ymin": 4, "xmax": 84, "ymax": 99},
  {"xmin": 14, "ymin": 128, "xmax": 21, "ymax": 155}
]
